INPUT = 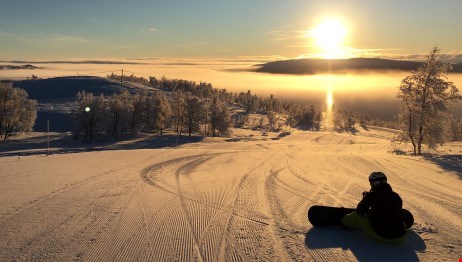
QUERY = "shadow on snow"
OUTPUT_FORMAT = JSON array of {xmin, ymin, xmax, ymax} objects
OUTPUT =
[
  {"xmin": 0, "ymin": 134, "xmax": 204, "ymax": 157},
  {"xmin": 305, "ymin": 227, "xmax": 426, "ymax": 262},
  {"xmin": 424, "ymin": 154, "xmax": 462, "ymax": 179}
]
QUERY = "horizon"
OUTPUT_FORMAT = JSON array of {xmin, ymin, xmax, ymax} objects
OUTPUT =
[
  {"xmin": 1, "ymin": 1, "xmax": 462, "ymax": 62},
  {"xmin": 3, "ymin": 55, "xmax": 462, "ymax": 64}
]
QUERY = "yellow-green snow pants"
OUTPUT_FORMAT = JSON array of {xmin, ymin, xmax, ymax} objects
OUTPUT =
[{"xmin": 341, "ymin": 211, "xmax": 406, "ymax": 244}]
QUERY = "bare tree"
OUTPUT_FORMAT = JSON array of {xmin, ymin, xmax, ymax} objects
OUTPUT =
[
  {"xmin": 396, "ymin": 46, "xmax": 461, "ymax": 155},
  {"xmin": 209, "ymin": 97, "xmax": 231, "ymax": 137},
  {"xmin": 142, "ymin": 92, "xmax": 156, "ymax": 133},
  {"xmin": 153, "ymin": 92, "xmax": 171, "ymax": 134},
  {"xmin": 108, "ymin": 90, "xmax": 130, "ymax": 139},
  {"xmin": 143, "ymin": 91, "xmax": 171, "ymax": 134},
  {"xmin": 334, "ymin": 109, "xmax": 356, "ymax": 132},
  {"xmin": 184, "ymin": 95, "xmax": 204, "ymax": 136},
  {"xmin": 216, "ymin": 105, "xmax": 232, "ymax": 137},
  {"xmin": 294, "ymin": 105, "xmax": 321, "ymax": 131},
  {"xmin": 267, "ymin": 111, "xmax": 278, "ymax": 131},
  {"xmin": 128, "ymin": 92, "xmax": 144, "ymax": 134},
  {"xmin": 75, "ymin": 91, "xmax": 106, "ymax": 143},
  {"xmin": 447, "ymin": 116, "xmax": 462, "ymax": 141},
  {"xmin": 0, "ymin": 82, "xmax": 37, "ymax": 139},
  {"xmin": 172, "ymin": 91, "xmax": 186, "ymax": 136}
]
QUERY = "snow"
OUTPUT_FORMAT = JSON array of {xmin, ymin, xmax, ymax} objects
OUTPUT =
[{"xmin": 0, "ymin": 128, "xmax": 461, "ymax": 261}]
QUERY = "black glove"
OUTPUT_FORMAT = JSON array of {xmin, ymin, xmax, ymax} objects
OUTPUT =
[{"xmin": 362, "ymin": 191, "xmax": 369, "ymax": 197}]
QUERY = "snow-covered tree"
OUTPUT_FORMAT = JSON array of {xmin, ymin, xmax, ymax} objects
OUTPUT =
[
  {"xmin": 184, "ymin": 95, "xmax": 204, "ymax": 136},
  {"xmin": 0, "ymin": 82, "xmax": 37, "ymax": 139},
  {"xmin": 334, "ymin": 109, "xmax": 356, "ymax": 132},
  {"xmin": 74, "ymin": 91, "xmax": 106, "ymax": 143},
  {"xmin": 172, "ymin": 91, "xmax": 186, "ymax": 136},
  {"xmin": 267, "ymin": 111, "xmax": 279, "ymax": 131},
  {"xmin": 294, "ymin": 105, "xmax": 322, "ymax": 131},
  {"xmin": 396, "ymin": 46, "xmax": 461, "ymax": 155},
  {"xmin": 209, "ymin": 97, "xmax": 231, "ymax": 137},
  {"xmin": 128, "ymin": 92, "xmax": 145, "ymax": 134},
  {"xmin": 143, "ymin": 91, "xmax": 171, "ymax": 134},
  {"xmin": 107, "ymin": 90, "xmax": 131, "ymax": 139},
  {"xmin": 447, "ymin": 116, "xmax": 462, "ymax": 142}
]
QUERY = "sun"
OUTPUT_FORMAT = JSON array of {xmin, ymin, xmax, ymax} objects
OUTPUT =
[{"xmin": 310, "ymin": 18, "xmax": 347, "ymax": 59}]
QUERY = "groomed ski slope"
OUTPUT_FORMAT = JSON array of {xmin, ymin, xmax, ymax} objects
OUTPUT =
[{"xmin": 0, "ymin": 129, "xmax": 461, "ymax": 261}]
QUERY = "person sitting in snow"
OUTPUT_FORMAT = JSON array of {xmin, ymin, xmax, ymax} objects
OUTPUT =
[{"xmin": 341, "ymin": 171, "xmax": 407, "ymax": 244}]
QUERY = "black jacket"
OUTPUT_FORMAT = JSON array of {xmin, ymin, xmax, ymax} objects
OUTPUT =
[{"xmin": 357, "ymin": 183, "xmax": 406, "ymax": 239}]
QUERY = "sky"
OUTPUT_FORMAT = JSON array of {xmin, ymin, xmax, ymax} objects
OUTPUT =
[{"xmin": 1, "ymin": 0, "xmax": 462, "ymax": 61}]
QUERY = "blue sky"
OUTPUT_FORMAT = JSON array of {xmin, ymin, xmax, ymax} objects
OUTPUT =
[{"xmin": 1, "ymin": 0, "xmax": 462, "ymax": 60}]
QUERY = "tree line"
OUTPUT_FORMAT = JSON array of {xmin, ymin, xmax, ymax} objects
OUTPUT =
[
  {"xmin": 75, "ymin": 74, "xmax": 349, "ymax": 143},
  {"xmin": 0, "ymin": 74, "xmax": 364, "ymax": 142},
  {"xmin": 73, "ymin": 89, "xmax": 234, "ymax": 143},
  {"xmin": 104, "ymin": 73, "xmax": 420, "ymax": 137}
]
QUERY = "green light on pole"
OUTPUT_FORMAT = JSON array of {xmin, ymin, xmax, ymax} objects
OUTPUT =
[{"xmin": 85, "ymin": 107, "xmax": 91, "ymax": 112}]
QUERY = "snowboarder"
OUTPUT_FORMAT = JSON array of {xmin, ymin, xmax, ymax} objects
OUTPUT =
[{"xmin": 341, "ymin": 171, "xmax": 407, "ymax": 244}]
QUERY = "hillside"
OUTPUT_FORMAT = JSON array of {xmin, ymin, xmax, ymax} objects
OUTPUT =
[
  {"xmin": 255, "ymin": 58, "xmax": 462, "ymax": 75},
  {"xmin": 0, "ymin": 129, "xmax": 460, "ymax": 261},
  {"xmin": 12, "ymin": 76, "xmax": 152, "ymax": 132}
]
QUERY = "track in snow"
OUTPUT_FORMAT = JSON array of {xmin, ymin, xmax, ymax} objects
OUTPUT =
[{"xmin": 1, "ymin": 131, "xmax": 460, "ymax": 261}]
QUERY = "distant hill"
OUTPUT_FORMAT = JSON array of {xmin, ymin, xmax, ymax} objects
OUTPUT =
[
  {"xmin": 0, "ymin": 64, "xmax": 38, "ymax": 70},
  {"xmin": 14, "ymin": 76, "xmax": 129, "ymax": 101},
  {"xmin": 455, "ymin": 62, "xmax": 462, "ymax": 69},
  {"xmin": 255, "ymin": 58, "xmax": 462, "ymax": 74},
  {"xmin": 12, "ymin": 76, "xmax": 140, "ymax": 132}
]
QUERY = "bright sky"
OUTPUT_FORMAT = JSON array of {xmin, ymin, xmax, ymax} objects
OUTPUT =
[{"xmin": 1, "ymin": 0, "xmax": 462, "ymax": 61}]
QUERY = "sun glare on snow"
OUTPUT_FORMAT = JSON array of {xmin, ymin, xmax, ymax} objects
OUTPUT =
[{"xmin": 309, "ymin": 18, "xmax": 348, "ymax": 59}]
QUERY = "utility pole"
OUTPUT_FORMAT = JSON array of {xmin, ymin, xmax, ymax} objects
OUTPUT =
[
  {"xmin": 47, "ymin": 120, "xmax": 50, "ymax": 156},
  {"xmin": 121, "ymin": 69, "xmax": 124, "ymax": 84}
]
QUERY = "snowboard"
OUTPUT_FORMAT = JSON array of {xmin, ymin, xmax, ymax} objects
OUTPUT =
[{"xmin": 308, "ymin": 205, "xmax": 414, "ymax": 229}]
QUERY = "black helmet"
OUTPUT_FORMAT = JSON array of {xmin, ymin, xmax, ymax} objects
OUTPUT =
[{"xmin": 369, "ymin": 171, "xmax": 387, "ymax": 186}]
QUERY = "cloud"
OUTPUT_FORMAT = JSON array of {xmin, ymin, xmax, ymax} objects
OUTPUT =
[
  {"xmin": 391, "ymin": 50, "xmax": 462, "ymax": 63},
  {"xmin": 266, "ymin": 30, "xmax": 281, "ymax": 35},
  {"xmin": 266, "ymin": 26, "xmax": 318, "ymax": 54},
  {"xmin": 297, "ymin": 48, "xmax": 402, "ymax": 60},
  {"xmin": 174, "ymin": 41, "xmax": 207, "ymax": 50},
  {"xmin": 122, "ymin": 55, "xmax": 281, "ymax": 66},
  {"xmin": 106, "ymin": 43, "xmax": 141, "ymax": 50},
  {"xmin": 440, "ymin": 51, "xmax": 462, "ymax": 63},
  {"xmin": 209, "ymin": 55, "xmax": 287, "ymax": 63},
  {"xmin": 0, "ymin": 30, "xmax": 12, "ymax": 37},
  {"xmin": 267, "ymin": 29, "xmax": 306, "ymax": 42},
  {"xmin": 142, "ymin": 27, "xmax": 159, "ymax": 33},
  {"xmin": 13, "ymin": 33, "xmax": 90, "ymax": 46},
  {"xmin": 296, "ymin": 48, "xmax": 462, "ymax": 63},
  {"xmin": 48, "ymin": 34, "xmax": 89, "ymax": 43},
  {"xmin": 1, "ymin": 59, "xmax": 147, "ymax": 65}
]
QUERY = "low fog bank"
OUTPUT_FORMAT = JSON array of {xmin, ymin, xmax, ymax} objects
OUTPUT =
[{"xmin": 287, "ymin": 95, "xmax": 461, "ymax": 121}]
